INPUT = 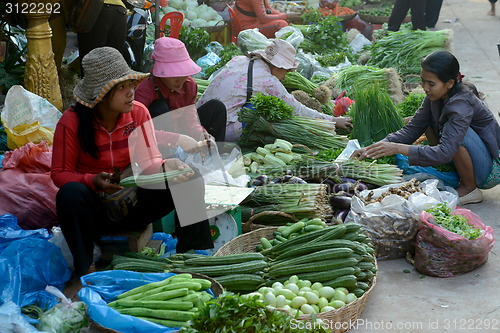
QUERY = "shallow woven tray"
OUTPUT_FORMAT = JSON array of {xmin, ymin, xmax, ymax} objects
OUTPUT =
[
  {"xmin": 337, "ymin": 12, "xmax": 357, "ymax": 22},
  {"xmin": 242, "ymin": 210, "xmax": 297, "ymax": 233},
  {"xmin": 214, "ymin": 227, "xmax": 377, "ymax": 333},
  {"xmin": 358, "ymin": 12, "xmax": 411, "ymax": 24}
]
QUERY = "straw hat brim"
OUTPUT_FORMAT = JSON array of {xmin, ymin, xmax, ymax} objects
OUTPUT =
[{"xmin": 74, "ymin": 72, "xmax": 150, "ymax": 108}]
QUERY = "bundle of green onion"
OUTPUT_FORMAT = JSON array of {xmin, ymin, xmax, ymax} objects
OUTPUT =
[
  {"xmin": 349, "ymin": 84, "xmax": 405, "ymax": 147},
  {"xmin": 238, "ymin": 97, "xmax": 348, "ymax": 152},
  {"xmin": 282, "ymin": 71, "xmax": 319, "ymax": 96},
  {"xmin": 367, "ymin": 29, "xmax": 452, "ymax": 81},
  {"xmin": 240, "ymin": 183, "xmax": 331, "ymax": 224}
]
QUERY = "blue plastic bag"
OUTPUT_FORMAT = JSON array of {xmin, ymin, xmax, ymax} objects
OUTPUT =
[
  {"xmin": 0, "ymin": 214, "xmax": 51, "ymax": 252},
  {"xmin": 0, "ymin": 237, "xmax": 71, "ymax": 309},
  {"xmin": 79, "ymin": 270, "xmax": 214, "ymax": 333},
  {"xmin": 395, "ymin": 154, "xmax": 459, "ymax": 189}
]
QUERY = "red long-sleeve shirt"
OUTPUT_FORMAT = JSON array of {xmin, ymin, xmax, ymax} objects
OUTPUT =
[
  {"xmin": 51, "ymin": 101, "xmax": 163, "ymax": 190},
  {"xmin": 235, "ymin": 0, "xmax": 288, "ymax": 25}
]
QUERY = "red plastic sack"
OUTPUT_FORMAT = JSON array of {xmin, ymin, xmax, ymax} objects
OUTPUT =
[
  {"xmin": 415, "ymin": 208, "xmax": 495, "ymax": 277},
  {"xmin": 0, "ymin": 141, "xmax": 58, "ymax": 230}
]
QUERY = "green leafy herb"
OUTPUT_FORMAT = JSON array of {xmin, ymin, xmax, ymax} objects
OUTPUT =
[
  {"xmin": 178, "ymin": 27, "xmax": 211, "ymax": 61},
  {"xmin": 203, "ymin": 43, "xmax": 242, "ymax": 79},
  {"xmin": 397, "ymin": 92, "xmax": 426, "ymax": 118},
  {"xmin": 181, "ymin": 292, "xmax": 330, "ymax": 333},
  {"xmin": 247, "ymin": 93, "xmax": 294, "ymax": 122},
  {"xmin": 425, "ymin": 203, "xmax": 483, "ymax": 240}
]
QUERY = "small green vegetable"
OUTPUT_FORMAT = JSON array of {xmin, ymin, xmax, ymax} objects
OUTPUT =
[{"xmin": 425, "ymin": 203, "xmax": 483, "ymax": 240}]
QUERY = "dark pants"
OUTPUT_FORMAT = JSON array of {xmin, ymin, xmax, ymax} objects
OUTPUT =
[
  {"xmin": 149, "ymin": 99, "xmax": 227, "ymax": 142},
  {"xmin": 56, "ymin": 177, "xmax": 213, "ymax": 276},
  {"xmin": 388, "ymin": 0, "xmax": 426, "ymax": 32},
  {"xmin": 77, "ymin": 4, "xmax": 127, "ymax": 76},
  {"xmin": 425, "ymin": 0, "xmax": 443, "ymax": 28}
]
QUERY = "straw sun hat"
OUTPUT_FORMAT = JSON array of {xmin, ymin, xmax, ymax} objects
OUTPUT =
[
  {"xmin": 74, "ymin": 46, "xmax": 150, "ymax": 108},
  {"xmin": 249, "ymin": 39, "xmax": 300, "ymax": 70}
]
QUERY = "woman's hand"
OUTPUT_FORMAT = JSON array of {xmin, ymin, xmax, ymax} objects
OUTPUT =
[
  {"xmin": 287, "ymin": 12, "xmax": 302, "ymax": 23},
  {"xmin": 163, "ymin": 158, "xmax": 194, "ymax": 183},
  {"xmin": 333, "ymin": 116, "xmax": 352, "ymax": 131},
  {"xmin": 176, "ymin": 134, "xmax": 208, "ymax": 154},
  {"xmin": 94, "ymin": 172, "xmax": 124, "ymax": 194},
  {"xmin": 351, "ymin": 142, "xmax": 409, "ymax": 160}
]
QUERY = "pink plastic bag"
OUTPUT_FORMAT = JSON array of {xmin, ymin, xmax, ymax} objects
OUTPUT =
[
  {"xmin": 415, "ymin": 207, "xmax": 495, "ymax": 277},
  {"xmin": 0, "ymin": 141, "xmax": 58, "ymax": 230}
]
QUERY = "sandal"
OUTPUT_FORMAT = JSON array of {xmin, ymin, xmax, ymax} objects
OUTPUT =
[
  {"xmin": 487, "ymin": 10, "xmax": 495, "ymax": 16},
  {"xmin": 458, "ymin": 188, "xmax": 483, "ymax": 205}
]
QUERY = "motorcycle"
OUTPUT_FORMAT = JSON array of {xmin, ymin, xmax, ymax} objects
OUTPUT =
[{"xmin": 122, "ymin": 0, "xmax": 153, "ymax": 72}]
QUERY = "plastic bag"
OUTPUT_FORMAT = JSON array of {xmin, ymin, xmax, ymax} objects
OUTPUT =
[
  {"xmin": 195, "ymin": 51, "xmax": 221, "ymax": 79},
  {"xmin": 415, "ymin": 208, "xmax": 495, "ymax": 277},
  {"xmin": 37, "ymin": 286, "xmax": 89, "ymax": 333},
  {"xmin": 274, "ymin": 26, "xmax": 304, "ymax": 50},
  {"xmin": 0, "ymin": 237, "xmax": 71, "ymax": 309},
  {"xmin": 0, "ymin": 301, "xmax": 42, "ymax": 333},
  {"xmin": 395, "ymin": 153, "xmax": 459, "ymax": 189},
  {"xmin": 79, "ymin": 270, "xmax": 214, "ymax": 333},
  {"xmin": 0, "ymin": 141, "xmax": 59, "ymax": 230},
  {"xmin": 349, "ymin": 33, "xmax": 371, "ymax": 54},
  {"xmin": 237, "ymin": 28, "xmax": 273, "ymax": 54},
  {"xmin": 345, "ymin": 179, "xmax": 458, "ymax": 260},
  {"xmin": 1, "ymin": 85, "xmax": 61, "ymax": 149}
]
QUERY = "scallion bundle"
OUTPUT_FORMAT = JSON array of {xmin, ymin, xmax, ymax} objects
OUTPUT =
[
  {"xmin": 367, "ymin": 29, "xmax": 452, "ymax": 81},
  {"xmin": 349, "ymin": 84, "xmax": 405, "ymax": 147}
]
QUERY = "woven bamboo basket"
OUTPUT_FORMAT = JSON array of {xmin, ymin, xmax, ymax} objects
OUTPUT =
[
  {"xmin": 203, "ymin": 21, "xmax": 227, "ymax": 33},
  {"xmin": 242, "ymin": 210, "xmax": 297, "ymax": 233},
  {"xmin": 214, "ymin": 227, "xmax": 377, "ymax": 333},
  {"xmin": 337, "ymin": 12, "xmax": 357, "ymax": 22}
]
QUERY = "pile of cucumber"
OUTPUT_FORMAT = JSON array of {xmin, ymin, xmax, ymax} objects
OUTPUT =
[
  {"xmin": 262, "ymin": 222, "xmax": 377, "ymax": 297},
  {"xmin": 258, "ymin": 218, "xmax": 328, "ymax": 251},
  {"xmin": 108, "ymin": 273, "xmax": 214, "ymax": 328}
]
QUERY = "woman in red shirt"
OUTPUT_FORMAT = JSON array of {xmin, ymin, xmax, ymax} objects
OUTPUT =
[{"xmin": 51, "ymin": 47, "xmax": 213, "ymax": 277}]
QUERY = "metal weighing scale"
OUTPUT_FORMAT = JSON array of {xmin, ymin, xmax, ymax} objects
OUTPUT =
[{"xmin": 156, "ymin": 185, "xmax": 254, "ymax": 255}]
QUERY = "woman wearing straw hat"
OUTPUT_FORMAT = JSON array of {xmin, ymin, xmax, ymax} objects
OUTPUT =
[
  {"xmin": 135, "ymin": 37, "xmax": 227, "ymax": 149},
  {"xmin": 197, "ymin": 39, "xmax": 352, "ymax": 142},
  {"xmin": 51, "ymin": 47, "xmax": 213, "ymax": 278}
]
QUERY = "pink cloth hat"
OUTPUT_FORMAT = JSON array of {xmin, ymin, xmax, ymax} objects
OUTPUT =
[{"xmin": 151, "ymin": 37, "xmax": 201, "ymax": 77}]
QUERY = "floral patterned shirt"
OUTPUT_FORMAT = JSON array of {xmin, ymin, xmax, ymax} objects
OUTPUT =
[{"xmin": 197, "ymin": 56, "xmax": 332, "ymax": 141}]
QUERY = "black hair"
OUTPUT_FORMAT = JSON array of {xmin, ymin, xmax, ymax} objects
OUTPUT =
[
  {"xmin": 421, "ymin": 50, "xmax": 463, "ymax": 97},
  {"xmin": 74, "ymin": 102, "xmax": 99, "ymax": 159}
]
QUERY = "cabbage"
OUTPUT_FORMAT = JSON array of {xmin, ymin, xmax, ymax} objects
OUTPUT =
[
  {"xmin": 191, "ymin": 18, "xmax": 208, "ymax": 27},
  {"xmin": 168, "ymin": 0, "xmax": 183, "ymax": 10},
  {"xmin": 186, "ymin": 0, "xmax": 198, "ymax": 9},
  {"xmin": 186, "ymin": 10, "xmax": 197, "ymax": 21},
  {"xmin": 182, "ymin": 18, "xmax": 191, "ymax": 27},
  {"xmin": 207, "ymin": 20, "xmax": 220, "ymax": 27},
  {"xmin": 207, "ymin": 8, "xmax": 220, "ymax": 20}
]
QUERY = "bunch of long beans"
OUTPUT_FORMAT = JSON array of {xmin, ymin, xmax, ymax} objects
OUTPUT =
[
  {"xmin": 367, "ymin": 29, "xmax": 452, "ymax": 81},
  {"xmin": 240, "ymin": 183, "xmax": 331, "ymax": 224},
  {"xmin": 238, "ymin": 108, "xmax": 348, "ymax": 151}
]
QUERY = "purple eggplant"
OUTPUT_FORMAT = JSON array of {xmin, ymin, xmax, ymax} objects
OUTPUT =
[
  {"xmin": 330, "ymin": 194, "xmax": 352, "ymax": 210},
  {"xmin": 271, "ymin": 177, "xmax": 282, "ymax": 184},
  {"xmin": 333, "ymin": 182, "xmax": 356, "ymax": 194},
  {"xmin": 335, "ymin": 208, "xmax": 350, "ymax": 222},
  {"xmin": 340, "ymin": 177, "xmax": 357, "ymax": 184},
  {"xmin": 354, "ymin": 181, "xmax": 368, "ymax": 193}
]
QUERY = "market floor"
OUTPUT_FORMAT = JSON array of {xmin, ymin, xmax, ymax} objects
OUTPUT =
[{"xmin": 349, "ymin": 1, "xmax": 500, "ymax": 332}]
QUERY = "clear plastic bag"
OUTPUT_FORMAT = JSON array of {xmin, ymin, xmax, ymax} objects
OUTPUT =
[
  {"xmin": 345, "ymin": 179, "xmax": 458, "ymax": 260},
  {"xmin": 415, "ymin": 208, "xmax": 495, "ymax": 277},
  {"xmin": 37, "ymin": 286, "xmax": 89, "ymax": 333},
  {"xmin": 0, "ymin": 301, "xmax": 42, "ymax": 333},
  {"xmin": 237, "ymin": 28, "xmax": 273, "ymax": 54},
  {"xmin": 274, "ymin": 26, "xmax": 304, "ymax": 50}
]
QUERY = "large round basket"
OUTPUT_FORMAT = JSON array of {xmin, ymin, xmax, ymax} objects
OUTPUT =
[
  {"xmin": 202, "ymin": 21, "xmax": 227, "ymax": 33},
  {"xmin": 214, "ymin": 227, "xmax": 377, "ymax": 333},
  {"xmin": 358, "ymin": 12, "xmax": 411, "ymax": 24},
  {"xmin": 242, "ymin": 211, "xmax": 297, "ymax": 234},
  {"xmin": 337, "ymin": 12, "xmax": 357, "ymax": 22}
]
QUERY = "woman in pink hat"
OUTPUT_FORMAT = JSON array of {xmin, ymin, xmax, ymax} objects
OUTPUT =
[
  {"xmin": 135, "ymin": 37, "xmax": 227, "ymax": 151},
  {"xmin": 197, "ymin": 39, "xmax": 352, "ymax": 142}
]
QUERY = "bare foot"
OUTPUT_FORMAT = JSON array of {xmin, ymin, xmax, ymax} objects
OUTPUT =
[{"xmin": 487, "ymin": 10, "xmax": 495, "ymax": 16}]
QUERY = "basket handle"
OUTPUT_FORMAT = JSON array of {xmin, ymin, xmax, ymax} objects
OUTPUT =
[{"xmin": 244, "ymin": 211, "xmax": 297, "ymax": 233}]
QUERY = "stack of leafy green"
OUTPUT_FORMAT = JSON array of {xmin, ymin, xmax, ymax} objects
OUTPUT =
[
  {"xmin": 180, "ymin": 293, "xmax": 330, "ymax": 333},
  {"xmin": 292, "ymin": 16, "xmax": 354, "ymax": 61},
  {"xmin": 367, "ymin": 29, "xmax": 452, "ymax": 82},
  {"xmin": 425, "ymin": 203, "xmax": 483, "ymax": 240},
  {"xmin": 349, "ymin": 85, "xmax": 405, "ymax": 147},
  {"xmin": 238, "ymin": 93, "xmax": 348, "ymax": 151},
  {"xmin": 316, "ymin": 147, "xmax": 396, "ymax": 165},
  {"xmin": 397, "ymin": 92, "xmax": 426, "ymax": 118},
  {"xmin": 179, "ymin": 27, "xmax": 211, "ymax": 61},
  {"xmin": 339, "ymin": 0, "xmax": 363, "ymax": 7},
  {"xmin": 202, "ymin": 43, "xmax": 242, "ymax": 79}
]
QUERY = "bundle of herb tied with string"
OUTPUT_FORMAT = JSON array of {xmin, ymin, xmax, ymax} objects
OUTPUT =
[{"xmin": 237, "ymin": 93, "xmax": 348, "ymax": 152}]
